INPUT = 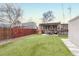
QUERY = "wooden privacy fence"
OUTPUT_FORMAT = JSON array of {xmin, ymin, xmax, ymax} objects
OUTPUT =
[{"xmin": 0, "ymin": 27, "xmax": 37, "ymax": 40}]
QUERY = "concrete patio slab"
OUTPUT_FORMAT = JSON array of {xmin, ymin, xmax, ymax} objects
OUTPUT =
[
  {"xmin": 62, "ymin": 39, "xmax": 79, "ymax": 56},
  {"xmin": 0, "ymin": 39, "xmax": 12, "ymax": 45}
]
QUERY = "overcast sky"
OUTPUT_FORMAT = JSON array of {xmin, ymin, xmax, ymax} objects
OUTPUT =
[{"xmin": 17, "ymin": 3, "xmax": 79, "ymax": 24}]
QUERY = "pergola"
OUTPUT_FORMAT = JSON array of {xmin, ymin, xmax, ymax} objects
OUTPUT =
[{"xmin": 39, "ymin": 22, "xmax": 61, "ymax": 34}]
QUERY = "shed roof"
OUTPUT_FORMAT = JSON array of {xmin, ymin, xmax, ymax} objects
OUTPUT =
[{"xmin": 69, "ymin": 16, "xmax": 79, "ymax": 22}]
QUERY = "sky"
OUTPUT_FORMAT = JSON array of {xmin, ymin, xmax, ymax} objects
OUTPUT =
[{"xmin": 13, "ymin": 3, "xmax": 79, "ymax": 24}]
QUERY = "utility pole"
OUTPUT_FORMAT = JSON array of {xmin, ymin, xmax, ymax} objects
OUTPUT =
[
  {"xmin": 61, "ymin": 3, "xmax": 65, "ymax": 20},
  {"xmin": 68, "ymin": 5, "xmax": 72, "ymax": 20},
  {"xmin": 61, "ymin": 3, "xmax": 65, "ymax": 23}
]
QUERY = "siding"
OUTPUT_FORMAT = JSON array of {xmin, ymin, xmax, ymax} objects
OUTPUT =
[{"xmin": 69, "ymin": 17, "xmax": 79, "ymax": 46}]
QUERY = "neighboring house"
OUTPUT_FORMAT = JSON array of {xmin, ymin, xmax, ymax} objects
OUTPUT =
[
  {"xmin": 69, "ymin": 16, "xmax": 79, "ymax": 46},
  {"xmin": 39, "ymin": 22, "xmax": 68, "ymax": 35},
  {"xmin": 22, "ymin": 22, "xmax": 37, "ymax": 29}
]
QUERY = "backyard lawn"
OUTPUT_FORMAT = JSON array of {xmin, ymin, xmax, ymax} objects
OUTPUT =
[{"xmin": 0, "ymin": 34, "xmax": 73, "ymax": 56}]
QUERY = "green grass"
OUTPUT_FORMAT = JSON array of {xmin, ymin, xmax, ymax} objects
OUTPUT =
[
  {"xmin": 59, "ymin": 35, "xmax": 68, "ymax": 39},
  {"xmin": 0, "ymin": 34, "xmax": 73, "ymax": 56}
]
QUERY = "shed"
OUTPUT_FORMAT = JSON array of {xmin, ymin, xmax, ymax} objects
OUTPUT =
[{"xmin": 69, "ymin": 16, "xmax": 79, "ymax": 46}]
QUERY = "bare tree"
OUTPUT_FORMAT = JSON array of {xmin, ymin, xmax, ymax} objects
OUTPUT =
[
  {"xmin": 0, "ymin": 3, "xmax": 23, "ymax": 39},
  {"xmin": 42, "ymin": 11, "xmax": 55, "ymax": 23},
  {"xmin": 0, "ymin": 3, "xmax": 22, "ymax": 27}
]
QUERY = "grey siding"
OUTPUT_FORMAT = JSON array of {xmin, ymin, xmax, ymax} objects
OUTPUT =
[{"xmin": 69, "ymin": 16, "xmax": 79, "ymax": 46}]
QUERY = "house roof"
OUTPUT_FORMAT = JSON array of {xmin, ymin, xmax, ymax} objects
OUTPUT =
[
  {"xmin": 39, "ymin": 22, "xmax": 60, "ymax": 26},
  {"xmin": 0, "ymin": 23, "xmax": 11, "ymax": 28},
  {"xmin": 22, "ymin": 22, "xmax": 37, "ymax": 29},
  {"xmin": 0, "ymin": 22, "xmax": 37, "ymax": 29},
  {"xmin": 61, "ymin": 23, "xmax": 68, "ymax": 25}
]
